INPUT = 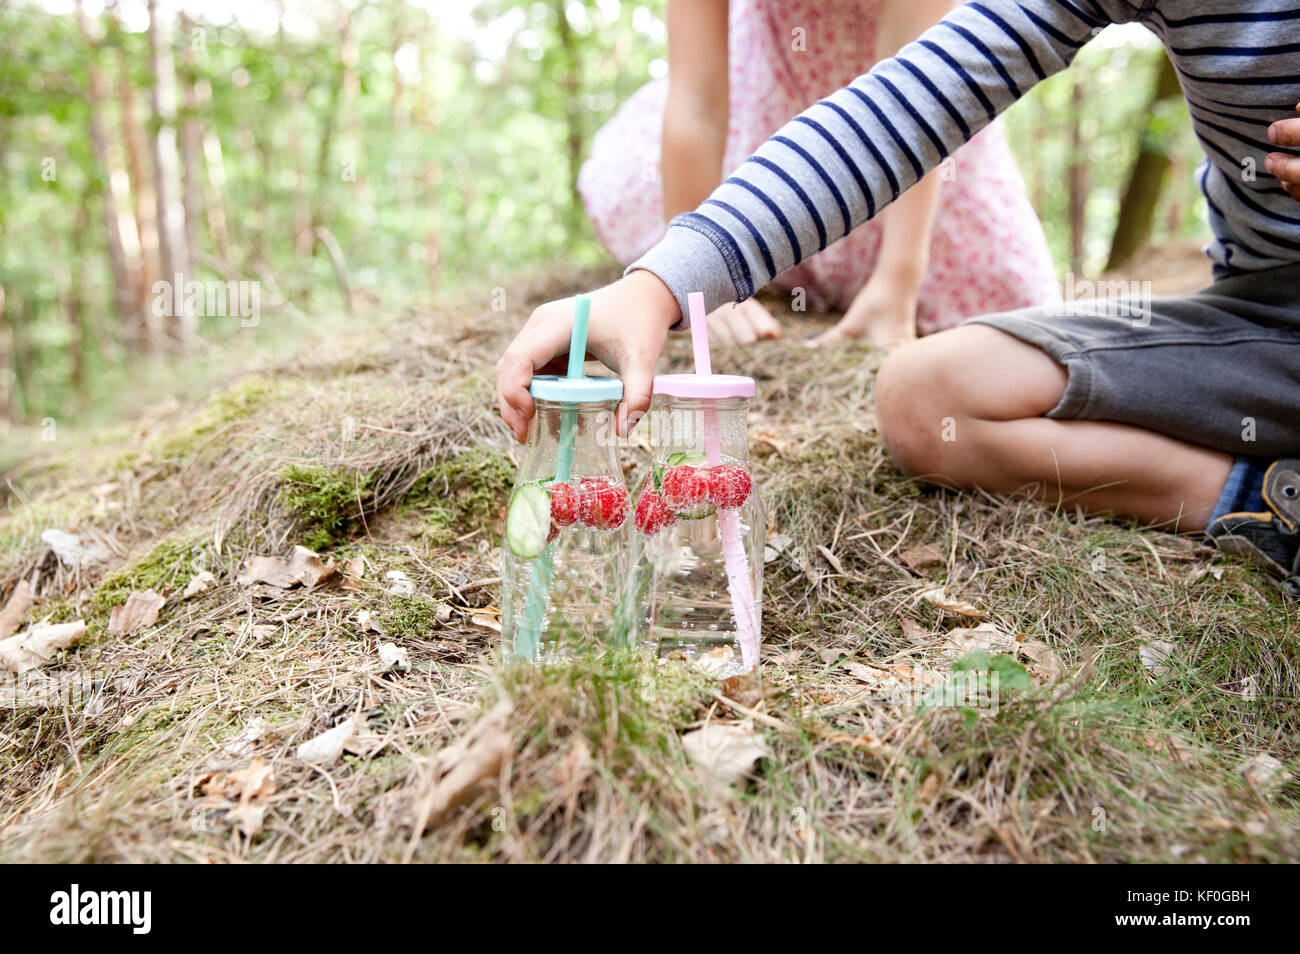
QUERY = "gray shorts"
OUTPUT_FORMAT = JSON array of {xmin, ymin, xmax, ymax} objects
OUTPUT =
[{"xmin": 967, "ymin": 262, "xmax": 1300, "ymax": 457}]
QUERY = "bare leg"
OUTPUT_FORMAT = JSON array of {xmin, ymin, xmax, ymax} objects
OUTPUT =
[{"xmin": 875, "ymin": 326, "xmax": 1232, "ymax": 531}]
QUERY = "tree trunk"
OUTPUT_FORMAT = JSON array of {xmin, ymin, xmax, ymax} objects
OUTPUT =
[
  {"xmin": 553, "ymin": 0, "xmax": 585, "ymax": 239},
  {"xmin": 117, "ymin": 55, "xmax": 162, "ymax": 350},
  {"xmin": 179, "ymin": 15, "xmax": 203, "ymax": 272},
  {"xmin": 196, "ymin": 77, "xmax": 231, "ymax": 262},
  {"xmin": 1105, "ymin": 52, "xmax": 1183, "ymax": 272},
  {"xmin": 1066, "ymin": 71, "xmax": 1088, "ymax": 276},
  {"xmin": 66, "ymin": 186, "xmax": 95, "ymax": 399},
  {"xmin": 148, "ymin": 0, "xmax": 194, "ymax": 349},
  {"xmin": 75, "ymin": 0, "xmax": 141, "ymax": 349}
]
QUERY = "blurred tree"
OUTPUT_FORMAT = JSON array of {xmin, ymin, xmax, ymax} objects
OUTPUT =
[{"xmin": 1105, "ymin": 51, "xmax": 1182, "ymax": 271}]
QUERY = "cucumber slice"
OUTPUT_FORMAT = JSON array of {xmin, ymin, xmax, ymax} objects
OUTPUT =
[
  {"xmin": 506, "ymin": 483, "xmax": 550, "ymax": 559},
  {"xmin": 665, "ymin": 450, "xmax": 708, "ymax": 468}
]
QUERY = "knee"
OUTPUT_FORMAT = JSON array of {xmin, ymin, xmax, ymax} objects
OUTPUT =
[{"xmin": 876, "ymin": 338, "xmax": 960, "ymax": 478}]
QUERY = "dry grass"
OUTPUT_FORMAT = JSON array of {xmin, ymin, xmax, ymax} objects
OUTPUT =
[{"xmin": 1, "ymin": 268, "xmax": 1297, "ymax": 863}]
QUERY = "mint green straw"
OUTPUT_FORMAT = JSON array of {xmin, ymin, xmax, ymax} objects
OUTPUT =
[{"xmin": 515, "ymin": 297, "xmax": 590, "ymax": 660}]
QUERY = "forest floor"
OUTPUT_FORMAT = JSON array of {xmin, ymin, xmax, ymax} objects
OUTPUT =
[{"xmin": 1, "ymin": 251, "xmax": 1297, "ymax": 863}]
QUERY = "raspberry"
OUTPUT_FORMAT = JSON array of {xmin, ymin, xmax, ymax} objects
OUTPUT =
[
  {"xmin": 549, "ymin": 481, "xmax": 578, "ymax": 526},
  {"xmin": 706, "ymin": 464, "xmax": 752, "ymax": 510},
  {"xmin": 634, "ymin": 488, "xmax": 674, "ymax": 535},
  {"xmin": 577, "ymin": 476, "xmax": 628, "ymax": 529},
  {"xmin": 661, "ymin": 465, "xmax": 709, "ymax": 512}
]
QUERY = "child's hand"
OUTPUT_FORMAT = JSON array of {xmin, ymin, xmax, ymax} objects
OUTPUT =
[
  {"xmin": 1268, "ymin": 103, "xmax": 1300, "ymax": 207},
  {"xmin": 496, "ymin": 270, "xmax": 680, "ymax": 443}
]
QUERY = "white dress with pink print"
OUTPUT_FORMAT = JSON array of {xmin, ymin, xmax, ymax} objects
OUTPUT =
[{"xmin": 578, "ymin": 0, "xmax": 1057, "ymax": 333}]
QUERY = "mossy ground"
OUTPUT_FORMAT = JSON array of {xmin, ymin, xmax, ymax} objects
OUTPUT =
[{"xmin": 0, "ymin": 274, "xmax": 1296, "ymax": 863}]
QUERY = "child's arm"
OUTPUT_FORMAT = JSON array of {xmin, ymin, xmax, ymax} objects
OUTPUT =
[
  {"xmin": 661, "ymin": 0, "xmax": 730, "ymax": 221},
  {"xmin": 498, "ymin": 0, "xmax": 1130, "ymax": 436}
]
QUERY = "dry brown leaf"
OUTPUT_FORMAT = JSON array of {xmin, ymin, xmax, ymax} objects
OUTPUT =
[
  {"xmin": 0, "ymin": 581, "xmax": 32, "ymax": 640},
  {"xmin": 342, "ymin": 555, "xmax": 366, "ymax": 591},
  {"xmin": 378, "ymin": 642, "xmax": 410, "ymax": 669},
  {"xmin": 1139, "ymin": 639, "xmax": 1175, "ymax": 675},
  {"xmin": 407, "ymin": 699, "xmax": 514, "ymax": 839},
  {"xmin": 182, "ymin": 571, "xmax": 217, "ymax": 598},
  {"xmin": 107, "ymin": 589, "xmax": 166, "ymax": 635},
  {"xmin": 940, "ymin": 622, "xmax": 1016, "ymax": 658},
  {"xmin": 919, "ymin": 586, "xmax": 986, "ymax": 620},
  {"xmin": 682, "ymin": 723, "xmax": 770, "ymax": 789},
  {"xmin": 1238, "ymin": 753, "xmax": 1288, "ymax": 797},
  {"xmin": 901, "ymin": 544, "xmax": 945, "ymax": 572},
  {"xmin": 296, "ymin": 717, "xmax": 357, "ymax": 764},
  {"xmin": 469, "ymin": 614, "xmax": 502, "ymax": 634},
  {"xmin": 816, "ymin": 545, "xmax": 844, "ymax": 574},
  {"xmin": 236, "ymin": 545, "xmax": 338, "ymax": 589},
  {"xmin": 200, "ymin": 758, "xmax": 276, "ymax": 803},
  {"xmin": 898, "ymin": 615, "xmax": 929, "ymax": 643},
  {"xmin": 0, "ymin": 620, "xmax": 87, "ymax": 674},
  {"xmin": 1017, "ymin": 637, "xmax": 1065, "ymax": 684}
]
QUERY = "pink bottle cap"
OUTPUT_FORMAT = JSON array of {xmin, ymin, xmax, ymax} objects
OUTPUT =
[{"xmin": 652, "ymin": 373, "xmax": 755, "ymax": 399}]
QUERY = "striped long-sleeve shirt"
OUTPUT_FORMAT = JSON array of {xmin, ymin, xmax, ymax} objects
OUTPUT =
[{"xmin": 630, "ymin": 0, "xmax": 1300, "ymax": 322}]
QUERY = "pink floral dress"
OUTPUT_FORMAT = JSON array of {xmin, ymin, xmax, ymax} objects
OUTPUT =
[{"xmin": 578, "ymin": 0, "xmax": 1057, "ymax": 333}]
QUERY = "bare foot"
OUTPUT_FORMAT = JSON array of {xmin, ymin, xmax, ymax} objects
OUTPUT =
[{"xmin": 804, "ymin": 319, "xmax": 916, "ymax": 350}]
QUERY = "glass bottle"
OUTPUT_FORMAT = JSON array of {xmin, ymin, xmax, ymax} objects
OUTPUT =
[
  {"xmin": 633, "ymin": 374, "xmax": 764, "ymax": 675},
  {"xmin": 500, "ymin": 375, "xmax": 634, "ymax": 661}
]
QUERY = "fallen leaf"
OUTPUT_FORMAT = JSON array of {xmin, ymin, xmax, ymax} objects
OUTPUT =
[
  {"xmin": 816, "ymin": 545, "xmax": 844, "ymax": 574},
  {"xmin": 385, "ymin": 569, "xmax": 415, "ymax": 596},
  {"xmin": 357, "ymin": 609, "xmax": 382, "ymax": 634},
  {"xmin": 0, "ymin": 581, "xmax": 32, "ymax": 639},
  {"xmin": 469, "ymin": 614, "xmax": 501, "ymax": 634},
  {"xmin": 342, "ymin": 555, "xmax": 366, "ymax": 591},
  {"xmin": 690, "ymin": 645, "xmax": 738, "ymax": 678},
  {"xmin": 200, "ymin": 758, "xmax": 276, "ymax": 803},
  {"xmin": 901, "ymin": 544, "xmax": 945, "ymax": 572},
  {"xmin": 296, "ymin": 716, "xmax": 357, "ymax": 764},
  {"xmin": 764, "ymin": 533, "xmax": 794, "ymax": 565},
  {"xmin": 898, "ymin": 616, "xmax": 928, "ymax": 643},
  {"xmin": 1017, "ymin": 637, "xmax": 1065, "ymax": 684},
  {"xmin": 107, "ymin": 590, "xmax": 166, "ymax": 635},
  {"xmin": 236, "ymin": 546, "xmax": 338, "ymax": 589},
  {"xmin": 198, "ymin": 757, "xmax": 276, "ymax": 836},
  {"xmin": 681, "ymin": 723, "xmax": 770, "ymax": 788},
  {"xmin": 1139, "ymin": 639, "xmax": 1175, "ymax": 675},
  {"xmin": 1238, "ymin": 753, "xmax": 1288, "ymax": 797},
  {"xmin": 940, "ymin": 622, "xmax": 1016, "ymax": 658},
  {"xmin": 919, "ymin": 586, "xmax": 986, "ymax": 620},
  {"xmin": 378, "ymin": 642, "xmax": 410, "ymax": 669},
  {"xmin": 182, "ymin": 571, "xmax": 217, "ymax": 598},
  {"xmin": 41, "ymin": 529, "xmax": 110, "ymax": 568},
  {"xmin": 0, "ymin": 620, "xmax": 88, "ymax": 673},
  {"xmin": 216, "ymin": 718, "xmax": 270, "ymax": 761},
  {"xmin": 407, "ymin": 699, "xmax": 513, "ymax": 838}
]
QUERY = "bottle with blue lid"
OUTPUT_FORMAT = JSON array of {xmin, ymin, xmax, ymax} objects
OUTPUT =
[{"xmin": 500, "ymin": 300, "xmax": 636, "ymax": 661}]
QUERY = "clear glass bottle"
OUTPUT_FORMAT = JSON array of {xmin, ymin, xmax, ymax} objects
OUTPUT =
[
  {"xmin": 633, "ymin": 374, "xmax": 764, "ymax": 675},
  {"xmin": 500, "ymin": 376, "xmax": 634, "ymax": 662}
]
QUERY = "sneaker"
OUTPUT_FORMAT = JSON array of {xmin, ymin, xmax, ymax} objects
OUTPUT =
[{"xmin": 1206, "ymin": 458, "xmax": 1300, "ymax": 596}]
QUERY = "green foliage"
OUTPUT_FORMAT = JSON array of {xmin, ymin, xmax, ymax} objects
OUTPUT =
[
  {"xmin": 278, "ymin": 464, "xmax": 374, "ymax": 551},
  {"xmin": 377, "ymin": 593, "xmax": 448, "ymax": 639},
  {"xmin": 92, "ymin": 533, "xmax": 206, "ymax": 614},
  {"xmin": 405, "ymin": 448, "xmax": 514, "ymax": 545}
]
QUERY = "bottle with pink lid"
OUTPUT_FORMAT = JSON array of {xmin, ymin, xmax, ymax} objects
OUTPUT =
[{"xmin": 632, "ymin": 370, "xmax": 764, "ymax": 676}]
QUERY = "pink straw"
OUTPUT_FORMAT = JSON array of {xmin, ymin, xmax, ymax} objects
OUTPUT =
[{"xmin": 687, "ymin": 293, "xmax": 759, "ymax": 669}]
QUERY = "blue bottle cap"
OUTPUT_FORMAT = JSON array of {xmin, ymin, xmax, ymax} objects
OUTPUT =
[{"xmin": 529, "ymin": 374, "xmax": 624, "ymax": 404}]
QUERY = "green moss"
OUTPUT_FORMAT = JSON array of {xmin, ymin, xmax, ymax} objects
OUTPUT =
[
  {"xmin": 148, "ymin": 376, "xmax": 289, "ymax": 463},
  {"xmin": 92, "ymin": 533, "xmax": 207, "ymax": 615},
  {"xmin": 404, "ymin": 449, "xmax": 514, "ymax": 545},
  {"xmin": 278, "ymin": 464, "xmax": 375, "ymax": 551},
  {"xmin": 378, "ymin": 593, "xmax": 448, "ymax": 639}
]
